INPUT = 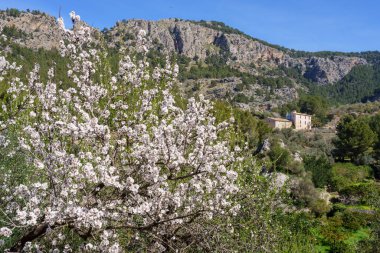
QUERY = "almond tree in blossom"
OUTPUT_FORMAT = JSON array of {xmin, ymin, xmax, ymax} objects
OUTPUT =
[{"xmin": 0, "ymin": 12, "xmax": 241, "ymax": 252}]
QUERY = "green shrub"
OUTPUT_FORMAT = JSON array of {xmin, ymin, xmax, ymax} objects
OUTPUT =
[
  {"xmin": 331, "ymin": 163, "xmax": 372, "ymax": 191},
  {"xmin": 268, "ymin": 142, "xmax": 291, "ymax": 171},
  {"xmin": 309, "ymin": 198, "xmax": 331, "ymax": 216},
  {"xmin": 333, "ymin": 115, "xmax": 377, "ymax": 161},
  {"xmin": 5, "ymin": 8, "xmax": 21, "ymax": 17},
  {"xmin": 304, "ymin": 155, "xmax": 333, "ymax": 188},
  {"xmin": 342, "ymin": 209, "xmax": 374, "ymax": 230},
  {"xmin": 232, "ymin": 93, "xmax": 250, "ymax": 103},
  {"xmin": 1, "ymin": 25, "xmax": 28, "ymax": 39},
  {"xmin": 308, "ymin": 64, "xmax": 380, "ymax": 105},
  {"xmin": 340, "ymin": 182, "xmax": 380, "ymax": 206}
]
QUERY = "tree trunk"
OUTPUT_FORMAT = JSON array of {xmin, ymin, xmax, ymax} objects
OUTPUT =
[{"xmin": 9, "ymin": 223, "xmax": 49, "ymax": 252}]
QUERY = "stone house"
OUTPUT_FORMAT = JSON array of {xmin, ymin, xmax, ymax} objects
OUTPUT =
[
  {"xmin": 266, "ymin": 111, "xmax": 312, "ymax": 130},
  {"xmin": 287, "ymin": 110, "xmax": 312, "ymax": 130},
  {"xmin": 266, "ymin": 117, "xmax": 293, "ymax": 129}
]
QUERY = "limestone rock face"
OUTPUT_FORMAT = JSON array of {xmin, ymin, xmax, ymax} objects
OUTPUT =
[
  {"xmin": 0, "ymin": 12, "xmax": 368, "ymax": 86},
  {"xmin": 0, "ymin": 11, "xmax": 100, "ymax": 50},
  {"xmin": 226, "ymin": 33, "xmax": 285, "ymax": 66},
  {"xmin": 109, "ymin": 19, "xmax": 223, "ymax": 59},
  {"xmin": 110, "ymin": 19, "xmax": 287, "ymax": 67},
  {"xmin": 260, "ymin": 139, "xmax": 271, "ymax": 153},
  {"xmin": 0, "ymin": 12, "xmax": 63, "ymax": 50},
  {"xmin": 0, "ymin": 9, "xmax": 370, "ymax": 109},
  {"xmin": 109, "ymin": 19, "xmax": 367, "ymax": 84},
  {"xmin": 303, "ymin": 56, "xmax": 367, "ymax": 84}
]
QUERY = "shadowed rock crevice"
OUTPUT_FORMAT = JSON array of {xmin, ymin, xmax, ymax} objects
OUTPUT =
[
  {"xmin": 171, "ymin": 25, "xmax": 184, "ymax": 54},
  {"xmin": 213, "ymin": 33, "xmax": 230, "ymax": 53}
]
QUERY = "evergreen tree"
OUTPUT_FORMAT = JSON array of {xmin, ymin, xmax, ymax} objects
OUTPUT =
[{"xmin": 333, "ymin": 115, "xmax": 377, "ymax": 161}]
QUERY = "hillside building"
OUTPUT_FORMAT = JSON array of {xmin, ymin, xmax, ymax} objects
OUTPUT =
[
  {"xmin": 266, "ymin": 111, "xmax": 312, "ymax": 130},
  {"xmin": 266, "ymin": 117, "xmax": 293, "ymax": 129},
  {"xmin": 287, "ymin": 110, "xmax": 312, "ymax": 130}
]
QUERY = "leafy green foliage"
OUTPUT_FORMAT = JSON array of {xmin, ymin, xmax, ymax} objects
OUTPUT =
[
  {"xmin": 232, "ymin": 93, "xmax": 251, "ymax": 103},
  {"xmin": 299, "ymin": 95, "xmax": 329, "ymax": 126},
  {"xmin": 1, "ymin": 26, "xmax": 28, "ymax": 39},
  {"xmin": 319, "ymin": 212, "xmax": 373, "ymax": 253},
  {"xmin": 288, "ymin": 50, "xmax": 380, "ymax": 65},
  {"xmin": 276, "ymin": 213, "xmax": 322, "ymax": 252},
  {"xmin": 5, "ymin": 8, "xmax": 21, "ymax": 17},
  {"xmin": 0, "ymin": 40, "xmax": 72, "ymax": 89},
  {"xmin": 331, "ymin": 163, "xmax": 373, "ymax": 191},
  {"xmin": 180, "ymin": 64, "xmax": 241, "ymax": 80},
  {"xmin": 268, "ymin": 141, "xmax": 291, "ymax": 171},
  {"xmin": 304, "ymin": 155, "xmax": 332, "ymax": 188},
  {"xmin": 333, "ymin": 115, "xmax": 377, "ymax": 161},
  {"xmin": 340, "ymin": 182, "xmax": 380, "ymax": 206},
  {"xmin": 277, "ymin": 95, "xmax": 330, "ymax": 126},
  {"xmin": 308, "ymin": 64, "xmax": 380, "ymax": 104},
  {"xmin": 257, "ymin": 75, "xmax": 292, "ymax": 89},
  {"xmin": 212, "ymin": 100, "xmax": 272, "ymax": 148},
  {"xmin": 369, "ymin": 113, "xmax": 380, "ymax": 159}
]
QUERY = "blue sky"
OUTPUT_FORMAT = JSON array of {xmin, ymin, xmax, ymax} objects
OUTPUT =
[{"xmin": 0, "ymin": 0, "xmax": 379, "ymax": 52}]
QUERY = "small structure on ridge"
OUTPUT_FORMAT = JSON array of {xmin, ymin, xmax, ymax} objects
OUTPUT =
[
  {"xmin": 266, "ymin": 117, "xmax": 292, "ymax": 129},
  {"xmin": 266, "ymin": 111, "xmax": 312, "ymax": 130}
]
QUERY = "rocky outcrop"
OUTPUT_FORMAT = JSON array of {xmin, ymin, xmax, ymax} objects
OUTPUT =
[
  {"xmin": 0, "ymin": 12, "xmax": 62, "ymax": 50},
  {"xmin": 303, "ymin": 56, "xmax": 367, "ymax": 84},
  {"xmin": 213, "ymin": 33, "xmax": 229, "ymax": 52},
  {"xmin": 171, "ymin": 25, "xmax": 184, "ymax": 54},
  {"xmin": 0, "ymin": 11, "xmax": 100, "ymax": 50},
  {"xmin": 0, "ymin": 11, "xmax": 370, "ymax": 88},
  {"xmin": 260, "ymin": 139, "xmax": 271, "ymax": 153},
  {"xmin": 109, "ymin": 19, "xmax": 219, "ymax": 59},
  {"xmin": 226, "ymin": 33, "xmax": 285, "ymax": 66},
  {"xmin": 109, "ymin": 19, "xmax": 367, "ymax": 84},
  {"xmin": 109, "ymin": 19, "xmax": 288, "ymax": 67}
]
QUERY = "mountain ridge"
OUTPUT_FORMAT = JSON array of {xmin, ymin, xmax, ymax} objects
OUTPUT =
[{"xmin": 1, "ymin": 8, "xmax": 380, "ymax": 110}]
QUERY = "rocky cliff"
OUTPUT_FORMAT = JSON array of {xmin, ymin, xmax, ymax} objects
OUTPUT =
[
  {"xmin": 0, "ymin": 11, "xmax": 62, "ymax": 50},
  {"xmin": 0, "ymin": 10, "xmax": 374, "ymax": 110},
  {"xmin": 107, "ymin": 19, "xmax": 367, "ymax": 85},
  {"xmin": 0, "ymin": 11, "xmax": 368, "ymax": 86},
  {"xmin": 109, "ymin": 19, "xmax": 288, "ymax": 67},
  {"xmin": 303, "ymin": 56, "xmax": 367, "ymax": 84}
]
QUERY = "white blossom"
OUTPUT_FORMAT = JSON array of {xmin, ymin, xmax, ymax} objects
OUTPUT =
[
  {"xmin": 0, "ymin": 12, "xmax": 241, "ymax": 252},
  {"xmin": 0, "ymin": 227, "xmax": 12, "ymax": 237}
]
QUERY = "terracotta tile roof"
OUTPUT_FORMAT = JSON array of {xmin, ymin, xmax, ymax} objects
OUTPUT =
[
  {"xmin": 292, "ymin": 112, "xmax": 312, "ymax": 117},
  {"xmin": 267, "ymin": 117, "xmax": 292, "ymax": 122}
]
